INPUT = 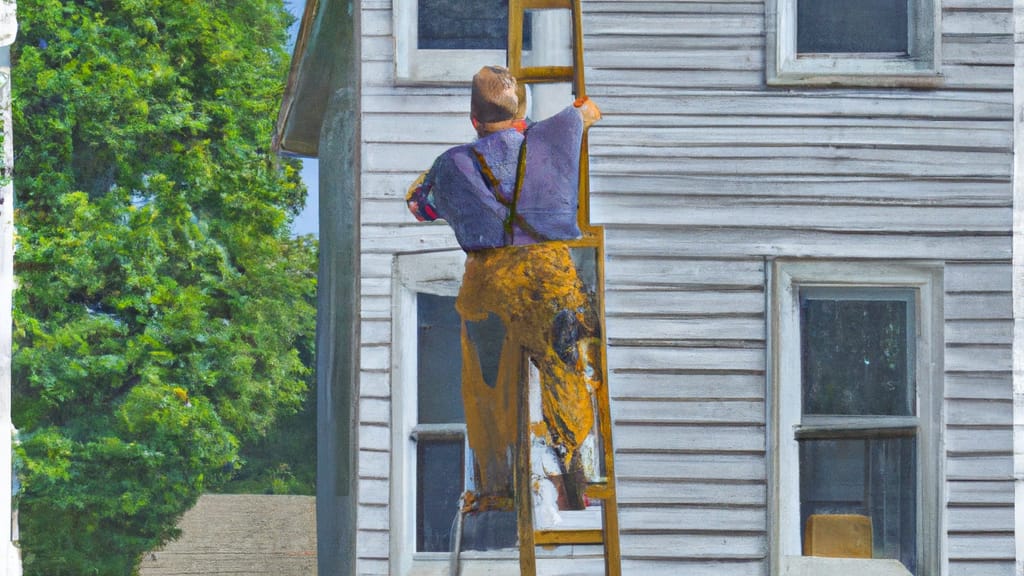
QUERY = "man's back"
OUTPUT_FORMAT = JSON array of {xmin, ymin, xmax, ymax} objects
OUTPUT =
[{"xmin": 412, "ymin": 106, "xmax": 585, "ymax": 251}]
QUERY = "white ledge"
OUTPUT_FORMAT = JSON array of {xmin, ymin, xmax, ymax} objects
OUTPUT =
[{"xmin": 781, "ymin": 556, "xmax": 914, "ymax": 576}]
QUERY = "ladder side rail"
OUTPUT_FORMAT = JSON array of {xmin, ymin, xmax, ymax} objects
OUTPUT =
[{"xmin": 515, "ymin": 351, "xmax": 538, "ymax": 576}]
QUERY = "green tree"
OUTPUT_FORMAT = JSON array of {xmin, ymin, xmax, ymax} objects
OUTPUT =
[{"xmin": 10, "ymin": 1, "xmax": 317, "ymax": 574}]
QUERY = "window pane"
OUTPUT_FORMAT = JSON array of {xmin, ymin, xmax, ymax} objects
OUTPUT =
[
  {"xmin": 800, "ymin": 291, "xmax": 914, "ymax": 416},
  {"xmin": 417, "ymin": 293, "xmax": 465, "ymax": 424},
  {"xmin": 418, "ymin": 0, "xmax": 531, "ymax": 50},
  {"xmin": 797, "ymin": 0, "xmax": 909, "ymax": 54},
  {"xmin": 800, "ymin": 436, "xmax": 917, "ymax": 573},
  {"xmin": 417, "ymin": 439, "xmax": 465, "ymax": 551}
]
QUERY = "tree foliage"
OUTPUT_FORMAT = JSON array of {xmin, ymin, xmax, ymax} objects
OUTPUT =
[{"xmin": 11, "ymin": 1, "xmax": 317, "ymax": 573}]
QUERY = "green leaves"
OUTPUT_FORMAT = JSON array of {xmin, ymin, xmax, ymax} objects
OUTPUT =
[{"xmin": 12, "ymin": 0, "xmax": 317, "ymax": 573}]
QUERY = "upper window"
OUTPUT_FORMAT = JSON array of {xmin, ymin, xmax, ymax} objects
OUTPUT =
[
  {"xmin": 770, "ymin": 261, "xmax": 943, "ymax": 576},
  {"xmin": 416, "ymin": 0, "xmax": 530, "ymax": 50},
  {"xmin": 766, "ymin": 0, "xmax": 941, "ymax": 87},
  {"xmin": 394, "ymin": 0, "xmax": 570, "ymax": 85},
  {"xmin": 395, "ymin": 0, "xmax": 527, "ymax": 83}
]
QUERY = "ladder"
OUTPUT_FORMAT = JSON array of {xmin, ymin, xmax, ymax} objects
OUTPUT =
[{"xmin": 506, "ymin": 2, "xmax": 622, "ymax": 574}]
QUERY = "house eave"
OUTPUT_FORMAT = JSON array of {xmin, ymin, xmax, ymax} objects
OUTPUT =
[{"xmin": 274, "ymin": 0, "xmax": 343, "ymax": 158}]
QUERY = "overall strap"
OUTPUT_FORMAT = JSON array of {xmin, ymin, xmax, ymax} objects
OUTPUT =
[{"xmin": 472, "ymin": 135, "xmax": 549, "ymax": 245}]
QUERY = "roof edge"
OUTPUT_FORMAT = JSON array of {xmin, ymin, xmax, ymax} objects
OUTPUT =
[{"xmin": 273, "ymin": 0, "xmax": 322, "ymax": 158}]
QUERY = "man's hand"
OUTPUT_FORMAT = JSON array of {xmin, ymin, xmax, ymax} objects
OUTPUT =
[
  {"xmin": 406, "ymin": 170, "xmax": 438, "ymax": 222},
  {"xmin": 575, "ymin": 97, "xmax": 601, "ymax": 130}
]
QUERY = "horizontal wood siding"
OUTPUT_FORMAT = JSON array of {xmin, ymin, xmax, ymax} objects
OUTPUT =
[
  {"xmin": 352, "ymin": 0, "xmax": 1016, "ymax": 573},
  {"xmin": 944, "ymin": 262, "xmax": 1015, "ymax": 575},
  {"xmin": 608, "ymin": 257, "xmax": 767, "ymax": 572}
]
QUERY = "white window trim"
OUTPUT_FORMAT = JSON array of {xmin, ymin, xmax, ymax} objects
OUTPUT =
[
  {"xmin": 768, "ymin": 260, "xmax": 946, "ymax": 576},
  {"xmin": 765, "ymin": 0, "xmax": 942, "ymax": 87}
]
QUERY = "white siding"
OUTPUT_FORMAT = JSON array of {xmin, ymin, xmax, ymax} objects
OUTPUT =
[
  {"xmin": 352, "ymin": 0, "xmax": 1016, "ymax": 572},
  {"xmin": 608, "ymin": 258, "xmax": 767, "ymax": 573},
  {"xmin": 945, "ymin": 263, "xmax": 1016, "ymax": 575}
]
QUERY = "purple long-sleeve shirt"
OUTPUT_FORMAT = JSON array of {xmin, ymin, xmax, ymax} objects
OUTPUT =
[{"xmin": 407, "ymin": 106, "xmax": 584, "ymax": 252}]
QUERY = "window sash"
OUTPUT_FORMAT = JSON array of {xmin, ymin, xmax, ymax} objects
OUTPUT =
[
  {"xmin": 393, "ymin": 250, "xmax": 556, "ymax": 573},
  {"xmin": 393, "ymin": 0, "xmax": 502, "ymax": 84},
  {"xmin": 799, "ymin": 287, "xmax": 917, "ymax": 418},
  {"xmin": 798, "ymin": 435, "xmax": 919, "ymax": 571},
  {"xmin": 411, "ymin": 423, "xmax": 466, "ymax": 442}
]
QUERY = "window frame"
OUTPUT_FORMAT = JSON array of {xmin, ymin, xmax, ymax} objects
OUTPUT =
[
  {"xmin": 765, "ymin": 0, "xmax": 942, "ymax": 87},
  {"xmin": 768, "ymin": 260, "xmax": 945, "ymax": 576},
  {"xmin": 391, "ymin": 249, "xmax": 529, "ymax": 576}
]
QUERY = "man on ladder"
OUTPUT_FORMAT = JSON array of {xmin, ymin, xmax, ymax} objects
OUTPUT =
[
  {"xmin": 406, "ymin": 63, "xmax": 607, "ymax": 560},
  {"xmin": 407, "ymin": 62, "xmax": 601, "ymax": 511}
]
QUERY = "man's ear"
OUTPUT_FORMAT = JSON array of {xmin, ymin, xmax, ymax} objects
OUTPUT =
[{"xmin": 471, "ymin": 116, "xmax": 482, "ymax": 133}]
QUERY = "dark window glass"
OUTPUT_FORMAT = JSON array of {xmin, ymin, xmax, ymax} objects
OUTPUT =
[
  {"xmin": 418, "ymin": 293, "xmax": 465, "ymax": 424},
  {"xmin": 797, "ymin": 0, "xmax": 909, "ymax": 54},
  {"xmin": 416, "ymin": 294, "xmax": 465, "ymax": 552},
  {"xmin": 418, "ymin": 0, "xmax": 531, "ymax": 50},
  {"xmin": 800, "ymin": 437, "xmax": 917, "ymax": 573},
  {"xmin": 416, "ymin": 439, "xmax": 464, "ymax": 551},
  {"xmin": 800, "ymin": 292, "xmax": 914, "ymax": 416}
]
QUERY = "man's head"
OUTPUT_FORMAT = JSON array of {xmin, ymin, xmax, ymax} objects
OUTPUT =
[{"xmin": 471, "ymin": 66, "xmax": 519, "ymax": 135}]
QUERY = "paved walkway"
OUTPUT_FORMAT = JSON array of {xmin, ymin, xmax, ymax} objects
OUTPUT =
[{"xmin": 138, "ymin": 494, "xmax": 317, "ymax": 576}]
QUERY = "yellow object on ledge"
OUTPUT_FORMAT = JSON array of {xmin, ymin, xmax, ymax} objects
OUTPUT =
[{"xmin": 804, "ymin": 514, "xmax": 873, "ymax": 558}]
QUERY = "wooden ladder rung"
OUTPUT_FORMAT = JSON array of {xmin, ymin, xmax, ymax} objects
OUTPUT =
[
  {"xmin": 584, "ymin": 483, "xmax": 614, "ymax": 501},
  {"xmin": 535, "ymin": 529, "xmax": 604, "ymax": 547},
  {"xmin": 520, "ymin": 0, "xmax": 573, "ymax": 9},
  {"xmin": 515, "ymin": 66, "xmax": 574, "ymax": 84}
]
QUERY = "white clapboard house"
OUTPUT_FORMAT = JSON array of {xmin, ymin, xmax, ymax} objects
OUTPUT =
[{"xmin": 274, "ymin": 0, "xmax": 1023, "ymax": 574}]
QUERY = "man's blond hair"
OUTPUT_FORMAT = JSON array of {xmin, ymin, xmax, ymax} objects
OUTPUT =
[{"xmin": 471, "ymin": 66, "xmax": 519, "ymax": 124}]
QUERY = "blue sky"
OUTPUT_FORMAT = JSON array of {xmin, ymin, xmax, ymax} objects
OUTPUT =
[
  {"xmin": 292, "ymin": 161, "xmax": 319, "ymax": 237},
  {"xmin": 285, "ymin": 0, "xmax": 320, "ymax": 237}
]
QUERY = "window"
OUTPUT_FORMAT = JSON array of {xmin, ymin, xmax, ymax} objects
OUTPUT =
[
  {"xmin": 395, "ymin": 0, "xmax": 511, "ymax": 83},
  {"xmin": 394, "ymin": 0, "xmax": 566, "ymax": 85},
  {"xmin": 391, "ymin": 250, "xmax": 470, "ymax": 574},
  {"xmin": 766, "ymin": 0, "xmax": 941, "ymax": 86},
  {"xmin": 391, "ymin": 249, "xmax": 607, "ymax": 574},
  {"xmin": 770, "ymin": 261, "xmax": 943, "ymax": 576},
  {"xmin": 416, "ymin": 0, "xmax": 530, "ymax": 50},
  {"xmin": 392, "ymin": 250, "xmax": 524, "ymax": 574}
]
